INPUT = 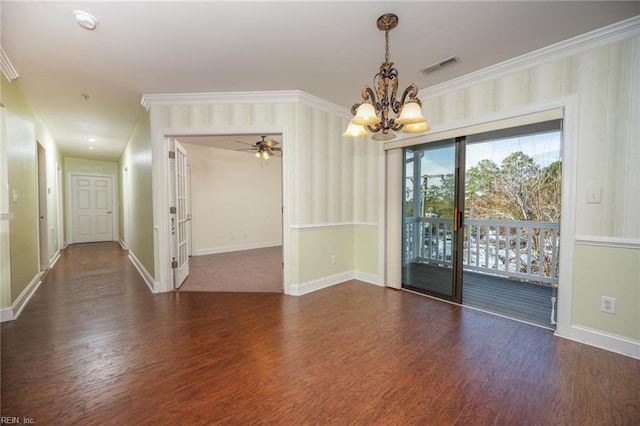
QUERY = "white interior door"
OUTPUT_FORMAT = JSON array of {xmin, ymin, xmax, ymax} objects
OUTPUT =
[
  {"xmin": 174, "ymin": 141, "xmax": 189, "ymax": 288},
  {"xmin": 71, "ymin": 175, "xmax": 114, "ymax": 243}
]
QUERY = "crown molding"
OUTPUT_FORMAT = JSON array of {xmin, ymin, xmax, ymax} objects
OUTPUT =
[
  {"xmin": 141, "ymin": 90, "xmax": 350, "ymax": 118},
  {"xmin": 421, "ymin": 15, "xmax": 640, "ymax": 99},
  {"xmin": 0, "ymin": 46, "xmax": 20, "ymax": 81},
  {"xmin": 297, "ymin": 91, "xmax": 351, "ymax": 118}
]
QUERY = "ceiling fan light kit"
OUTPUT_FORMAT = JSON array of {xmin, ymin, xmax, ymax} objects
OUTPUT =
[
  {"xmin": 344, "ymin": 13, "xmax": 430, "ymax": 141},
  {"xmin": 236, "ymin": 136, "xmax": 280, "ymax": 160}
]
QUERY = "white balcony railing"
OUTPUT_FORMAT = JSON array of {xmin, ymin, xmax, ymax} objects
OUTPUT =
[{"xmin": 404, "ymin": 217, "xmax": 560, "ymax": 286}]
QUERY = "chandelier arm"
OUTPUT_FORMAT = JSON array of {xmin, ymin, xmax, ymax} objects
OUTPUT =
[
  {"xmin": 350, "ymin": 85, "xmax": 379, "ymax": 116},
  {"xmin": 390, "ymin": 120, "xmax": 404, "ymax": 132},
  {"xmin": 361, "ymin": 86, "xmax": 378, "ymax": 105},
  {"xmin": 366, "ymin": 122, "xmax": 382, "ymax": 133},
  {"xmin": 399, "ymin": 83, "xmax": 422, "ymax": 106}
]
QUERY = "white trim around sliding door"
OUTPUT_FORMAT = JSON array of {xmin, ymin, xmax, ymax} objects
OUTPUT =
[{"xmin": 381, "ymin": 96, "xmax": 579, "ymax": 340}]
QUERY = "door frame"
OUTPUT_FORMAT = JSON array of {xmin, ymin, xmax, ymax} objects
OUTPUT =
[
  {"xmin": 66, "ymin": 172, "xmax": 118, "ymax": 244},
  {"xmin": 56, "ymin": 162, "xmax": 64, "ymax": 250},
  {"xmin": 383, "ymin": 96, "xmax": 578, "ymax": 338},
  {"xmin": 152, "ymin": 125, "xmax": 291, "ymax": 294},
  {"xmin": 122, "ymin": 165, "xmax": 130, "ymax": 249},
  {"xmin": 36, "ymin": 142, "xmax": 48, "ymax": 271}
]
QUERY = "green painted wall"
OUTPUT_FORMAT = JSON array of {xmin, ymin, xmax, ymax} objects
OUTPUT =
[
  {"xmin": 119, "ymin": 111, "xmax": 154, "ymax": 279},
  {"xmin": 2, "ymin": 75, "xmax": 61, "ymax": 305},
  {"xmin": 291, "ymin": 227, "xmax": 354, "ymax": 284},
  {"xmin": 65, "ymin": 157, "xmax": 118, "ymax": 175},
  {"xmin": 573, "ymin": 244, "xmax": 640, "ymax": 340},
  {"xmin": 354, "ymin": 225, "xmax": 378, "ymax": 275}
]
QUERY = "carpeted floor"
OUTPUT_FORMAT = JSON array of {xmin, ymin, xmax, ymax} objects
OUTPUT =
[{"xmin": 179, "ymin": 246, "xmax": 283, "ymax": 293}]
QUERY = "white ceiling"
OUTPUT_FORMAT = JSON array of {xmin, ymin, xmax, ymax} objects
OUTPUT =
[{"xmin": 2, "ymin": 1, "xmax": 638, "ymax": 161}]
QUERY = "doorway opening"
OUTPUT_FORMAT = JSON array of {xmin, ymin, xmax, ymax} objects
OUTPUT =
[
  {"xmin": 402, "ymin": 120, "xmax": 563, "ymax": 329},
  {"xmin": 168, "ymin": 134, "xmax": 284, "ymax": 293}
]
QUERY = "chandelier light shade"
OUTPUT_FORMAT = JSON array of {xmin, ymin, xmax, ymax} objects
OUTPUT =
[
  {"xmin": 344, "ymin": 14, "xmax": 430, "ymax": 140},
  {"xmin": 402, "ymin": 121, "xmax": 431, "ymax": 134},
  {"xmin": 342, "ymin": 119, "xmax": 369, "ymax": 137}
]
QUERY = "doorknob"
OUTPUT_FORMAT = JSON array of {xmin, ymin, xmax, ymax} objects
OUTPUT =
[
  {"xmin": 40, "ymin": 216, "xmax": 44, "ymax": 219},
  {"xmin": 106, "ymin": 211, "xmax": 112, "ymax": 214}
]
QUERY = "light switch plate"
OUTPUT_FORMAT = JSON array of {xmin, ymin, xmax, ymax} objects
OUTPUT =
[{"xmin": 587, "ymin": 186, "xmax": 602, "ymax": 204}]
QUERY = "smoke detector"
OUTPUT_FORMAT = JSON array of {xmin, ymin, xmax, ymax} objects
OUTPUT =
[{"xmin": 73, "ymin": 10, "xmax": 98, "ymax": 31}]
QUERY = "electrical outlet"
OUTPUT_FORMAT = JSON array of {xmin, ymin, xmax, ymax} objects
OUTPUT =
[
  {"xmin": 600, "ymin": 296, "xmax": 616, "ymax": 314},
  {"xmin": 331, "ymin": 255, "xmax": 337, "ymax": 265}
]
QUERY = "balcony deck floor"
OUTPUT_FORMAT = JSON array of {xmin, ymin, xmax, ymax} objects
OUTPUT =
[{"xmin": 402, "ymin": 262, "xmax": 556, "ymax": 329}]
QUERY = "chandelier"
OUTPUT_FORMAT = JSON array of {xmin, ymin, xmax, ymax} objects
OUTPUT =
[{"xmin": 343, "ymin": 14, "xmax": 430, "ymax": 141}]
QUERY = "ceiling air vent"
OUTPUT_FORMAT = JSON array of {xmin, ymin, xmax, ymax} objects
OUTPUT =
[{"xmin": 420, "ymin": 56, "xmax": 460, "ymax": 76}]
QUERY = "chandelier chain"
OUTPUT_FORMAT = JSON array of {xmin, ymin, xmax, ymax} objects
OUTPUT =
[{"xmin": 384, "ymin": 30, "xmax": 390, "ymax": 63}]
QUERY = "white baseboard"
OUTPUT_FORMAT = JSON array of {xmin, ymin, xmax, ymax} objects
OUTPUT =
[
  {"xmin": 49, "ymin": 250, "xmax": 61, "ymax": 268},
  {"xmin": 287, "ymin": 270, "xmax": 384, "ymax": 296},
  {"xmin": 194, "ymin": 241, "xmax": 282, "ymax": 256},
  {"xmin": 556, "ymin": 324, "xmax": 640, "ymax": 360},
  {"xmin": 62, "ymin": 241, "xmax": 68, "ymax": 249},
  {"xmin": 118, "ymin": 239, "xmax": 128, "ymax": 250},
  {"xmin": 0, "ymin": 273, "xmax": 42, "ymax": 322},
  {"xmin": 128, "ymin": 251, "xmax": 158, "ymax": 293},
  {"xmin": 0, "ymin": 307, "xmax": 14, "ymax": 322},
  {"xmin": 354, "ymin": 271, "xmax": 383, "ymax": 286},
  {"xmin": 288, "ymin": 272, "xmax": 354, "ymax": 296}
]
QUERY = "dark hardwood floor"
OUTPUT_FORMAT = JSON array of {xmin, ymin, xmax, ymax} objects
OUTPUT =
[{"xmin": 2, "ymin": 242, "xmax": 639, "ymax": 425}]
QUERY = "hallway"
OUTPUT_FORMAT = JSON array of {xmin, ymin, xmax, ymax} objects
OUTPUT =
[{"xmin": 2, "ymin": 243, "xmax": 639, "ymax": 424}]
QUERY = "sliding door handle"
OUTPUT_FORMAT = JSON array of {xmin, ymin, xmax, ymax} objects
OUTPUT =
[{"xmin": 453, "ymin": 208, "xmax": 464, "ymax": 232}]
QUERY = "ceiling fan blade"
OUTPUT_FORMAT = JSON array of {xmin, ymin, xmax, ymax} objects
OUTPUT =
[
  {"xmin": 265, "ymin": 140, "xmax": 279, "ymax": 147},
  {"xmin": 271, "ymin": 147, "xmax": 282, "ymax": 151},
  {"xmin": 235, "ymin": 141, "xmax": 255, "ymax": 146}
]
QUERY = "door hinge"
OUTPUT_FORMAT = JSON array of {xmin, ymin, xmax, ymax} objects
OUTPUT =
[
  {"xmin": 171, "ymin": 258, "xmax": 178, "ymax": 269},
  {"xmin": 170, "ymin": 207, "xmax": 177, "ymax": 214},
  {"xmin": 169, "ymin": 151, "xmax": 176, "ymax": 159}
]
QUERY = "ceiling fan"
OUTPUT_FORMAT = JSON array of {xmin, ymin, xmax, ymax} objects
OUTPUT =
[{"xmin": 236, "ymin": 136, "xmax": 281, "ymax": 159}]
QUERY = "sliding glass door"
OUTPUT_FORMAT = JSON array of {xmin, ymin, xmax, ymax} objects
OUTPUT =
[
  {"xmin": 399, "ymin": 120, "xmax": 563, "ymax": 328},
  {"xmin": 402, "ymin": 138, "xmax": 465, "ymax": 302}
]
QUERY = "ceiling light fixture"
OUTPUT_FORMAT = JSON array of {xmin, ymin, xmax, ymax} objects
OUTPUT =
[
  {"xmin": 73, "ymin": 10, "xmax": 98, "ymax": 31},
  {"xmin": 343, "ymin": 14, "xmax": 430, "ymax": 141},
  {"xmin": 87, "ymin": 137, "xmax": 96, "ymax": 143},
  {"xmin": 254, "ymin": 147, "xmax": 271, "ymax": 160}
]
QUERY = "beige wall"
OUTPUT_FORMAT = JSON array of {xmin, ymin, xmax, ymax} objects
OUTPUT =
[
  {"xmin": 118, "ymin": 111, "xmax": 154, "ymax": 279},
  {"xmin": 1, "ymin": 74, "xmax": 62, "ymax": 308},
  {"xmin": 182, "ymin": 142, "xmax": 282, "ymax": 254},
  {"xmin": 419, "ymin": 35, "xmax": 640, "ymax": 341}
]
